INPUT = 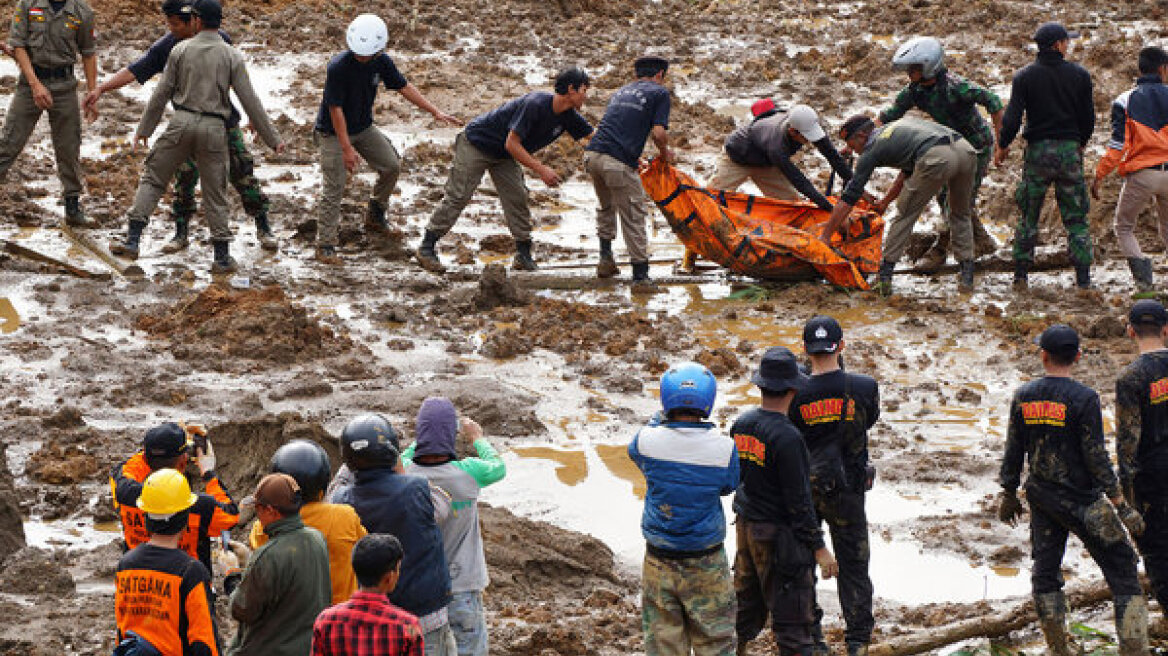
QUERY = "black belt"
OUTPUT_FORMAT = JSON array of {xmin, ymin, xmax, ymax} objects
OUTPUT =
[
  {"xmin": 932, "ymin": 134, "xmax": 963, "ymax": 147},
  {"xmin": 1145, "ymin": 162, "xmax": 1168, "ymax": 171},
  {"xmin": 32, "ymin": 65, "xmax": 71, "ymax": 80},
  {"xmin": 645, "ymin": 542, "xmax": 723, "ymax": 561},
  {"xmin": 173, "ymin": 103, "xmax": 228, "ymax": 122}
]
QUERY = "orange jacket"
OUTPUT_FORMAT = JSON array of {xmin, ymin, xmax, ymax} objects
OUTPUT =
[
  {"xmin": 111, "ymin": 453, "xmax": 239, "ymax": 572},
  {"xmin": 249, "ymin": 501, "xmax": 367, "ymax": 605},
  {"xmin": 1097, "ymin": 77, "xmax": 1168, "ymax": 180},
  {"xmin": 115, "ymin": 543, "xmax": 220, "ymax": 656}
]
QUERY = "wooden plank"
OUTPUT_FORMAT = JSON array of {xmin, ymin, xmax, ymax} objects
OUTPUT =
[
  {"xmin": 2, "ymin": 240, "xmax": 112, "ymax": 280},
  {"xmin": 60, "ymin": 225, "xmax": 145, "ymax": 279}
]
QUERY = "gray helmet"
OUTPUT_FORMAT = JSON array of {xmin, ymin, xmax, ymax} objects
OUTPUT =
[{"xmin": 892, "ymin": 36, "xmax": 944, "ymax": 80}]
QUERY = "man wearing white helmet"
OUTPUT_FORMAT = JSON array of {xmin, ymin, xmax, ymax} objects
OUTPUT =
[
  {"xmin": 313, "ymin": 13, "xmax": 460, "ymax": 264},
  {"xmin": 880, "ymin": 36, "xmax": 1004, "ymax": 269}
]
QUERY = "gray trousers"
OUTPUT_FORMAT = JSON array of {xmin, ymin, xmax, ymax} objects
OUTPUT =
[
  {"xmin": 426, "ymin": 132, "xmax": 533, "ymax": 241},
  {"xmin": 125, "ymin": 111, "xmax": 231, "ymax": 242},
  {"xmin": 883, "ymin": 140, "xmax": 977, "ymax": 264},
  {"xmin": 0, "ymin": 77, "xmax": 83, "ymax": 197},
  {"xmin": 316, "ymin": 126, "xmax": 400, "ymax": 247},
  {"xmin": 584, "ymin": 150, "xmax": 650, "ymax": 263}
]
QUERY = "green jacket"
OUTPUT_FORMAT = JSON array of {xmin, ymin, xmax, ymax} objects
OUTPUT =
[
  {"xmin": 878, "ymin": 69, "xmax": 1003, "ymax": 152},
  {"xmin": 228, "ymin": 514, "xmax": 331, "ymax": 656}
]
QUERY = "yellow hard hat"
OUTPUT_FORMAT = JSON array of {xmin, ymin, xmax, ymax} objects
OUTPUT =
[{"xmin": 136, "ymin": 468, "xmax": 198, "ymax": 515}]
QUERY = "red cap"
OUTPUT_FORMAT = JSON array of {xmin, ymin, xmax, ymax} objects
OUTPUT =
[{"xmin": 750, "ymin": 98, "xmax": 776, "ymax": 117}]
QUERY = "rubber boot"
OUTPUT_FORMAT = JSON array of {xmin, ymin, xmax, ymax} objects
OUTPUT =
[
  {"xmin": 917, "ymin": 230, "xmax": 949, "ymax": 273},
  {"xmin": 971, "ymin": 215, "xmax": 998, "ymax": 257},
  {"xmin": 845, "ymin": 643, "xmax": 869, "ymax": 656},
  {"xmin": 631, "ymin": 261, "xmax": 662, "ymax": 294},
  {"xmin": 1115, "ymin": 595, "xmax": 1149, "ymax": 656},
  {"xmin": 254, "ymin": 213, "xmax": 278, "ymax": 251},
  {"xmin": 1013, "ymin": 261, "xmax": 1029, "ymax": 291},
  {"xmin": 160, "ymin": 219, "xmax": 190, "ymax": 254},
  {"xmin": 1075, "ymin": 263, "xmax": 1091, "ymax": 290},
  {"xmin": 110, "ymin": 220, "xmax": 146, "ymax": 259},
  {"xmin": 415, "ymin": 230, "xmax": 446, "ymax": 273},
  {"xmin": 1127, "ymin": 257, "xmax": 1155, "ymax": 297},
  {"xmin": 365, "ymin": 199, "xmax": 389, "ymax": 234},
  {"xmin": 873, "ymin": 260, "xmax": 895, "ymax": 296},
  {"xmin": 1034, "ymin": 591, "xmax": 1074, "ymax": 656},
  {"xmin": 958, "ymin": 259, "xmax": 975, "ymax": 292},
  {"xmin": 513, "ymin": 240, "xmax": 538, "ymax": 271},
  {"xmin": 63, "ymin": 195, "xmax": 96, "ymax": 228},
  {"xmin": 597, "ymin": 239, "xmax": 618, "ymax": 278},
  {"xmin": 210, "ymin": 241, "xmax": 237, "ymax": 274}
]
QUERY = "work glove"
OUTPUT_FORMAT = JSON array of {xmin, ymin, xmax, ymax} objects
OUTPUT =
[
  {"xmin": 1116, "ymin": 501, "xmax": 1146, "ymax": 538},
  {"xmin": 195, "ymin": 440, "xmax": 216, "ymax": 477},
  {"xmin": 997, "ymin": 490, "xmax": 1025, "ymax": 526}
]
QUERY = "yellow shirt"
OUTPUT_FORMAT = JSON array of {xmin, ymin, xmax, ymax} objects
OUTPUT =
[{"xmin": 249, "ymin": 501, "xmax": 366, "ymax": 605}]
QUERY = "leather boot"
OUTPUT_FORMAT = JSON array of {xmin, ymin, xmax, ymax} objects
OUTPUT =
[
  {"xmin": 958, "ymin": 260, "xmax": 975, "ymax": 291},
  {"xmin": 160, "ymin": 219, "xmax": 189, "ymax": 254},
  {"xmin": 415, "ymin": 229, "xmax": 446, "ymax": 273},
  {"xmin": 873, "ymin": 260, "xmax": 895, "ymax": 296},
  {"xmin": 1115, "ymin": 595, "xmax": 1149, "ymax": 656},
  {"xmin": 210, "ymin": 241, "xmax": 237, "ymax": 274},
  {"xmin": 1013, "ymin": 261, "xmax": 1029, "ymax": 291},
  {"xmin": 1075, "ymin": 264, "xmax": 1091, "ymax": 290},
  {"xmin": 513, "ymin": 240, "xmax": 538, "ymax": 271},
  {"xmin": 1127, "ymin": 257, "xmax": 1155, "ymax": 295},
  {"xmin": 365, "ymin": 199, "xmax": 389, "ymax": 233},
  {"xmin": 1034, "ymin": 591, "xmax": 1074, "ymax": 656},
  {"xmin": 63, "ymin": 195, "xmax": 96, "ymax": 228},
  {"xmin": 254, "ymin": 213, "xmax": 278, "ymax": 251},
  {"xmin": 597, "ymin": 239, "xmax": 618, "ymax": 278},
  {"xmin": 110, "ymin": 220, "xmax": 147, "ymax": 259}
]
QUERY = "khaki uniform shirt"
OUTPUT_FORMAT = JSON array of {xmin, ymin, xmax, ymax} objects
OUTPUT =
[
  {"xmin": 7, "ymin": 0, "xmax": 95, "ymax": 70},
  {"xmin": 138, "ymin": 30, "xmax": 281, "ymax": 149}
]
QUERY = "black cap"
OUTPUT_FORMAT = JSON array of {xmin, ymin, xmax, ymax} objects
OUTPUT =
[
  {"xmin": 750, "ymin": 347, "xmax": 810, "ymax": 392},
  {"xmin": 1033, "ymin": 22, "xmax": 1080, "ymax": 48},
  {"xmin": 191, "ymin": 0, "xmax": 221, "ymax": 23},
  {"xmin": 142, "ymin": 422, "xmax": 190, "ymax": 459},
  {"xmin": 803, "ymin": 315, "xmax": 843, "ymax": 354},
  {"xmin": 1130, "ymin": 299, "xmax": 1168, "ymax": 327},
  {"xmin": 1036, "ymin": 324, "xmax": 1080, "ymax": 357}
]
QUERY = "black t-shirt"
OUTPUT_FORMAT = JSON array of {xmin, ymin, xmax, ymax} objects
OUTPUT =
[
  {"xmin": 1115, "ymin": 350, "xmax": 1168, "ymax": 483},
  {"xmin": 463, "ymin": 91, "xmax": 593, "ymax": 160},
  {"xmin": 585, "ymin": 79, "xmax": 671, "ymax": 168},
  {"xmin": 999, "ymin": 376, "xmax": 1120, "ymax": 503},
  {"xmin": 790, "ymin": 369, "xmax": 880, "ymax": 493},
  {"xmin": 731, "ymin": 408, "xmax": 824, "ymax": 551},
  {"xmin": 314, "ymin": 51, "xmax": 408, "ymax": 136}
]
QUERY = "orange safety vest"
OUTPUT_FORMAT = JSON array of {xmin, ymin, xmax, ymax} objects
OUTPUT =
[{"xmin": 115, "ymin": 543, "xmax": 220, "ymax": 655}]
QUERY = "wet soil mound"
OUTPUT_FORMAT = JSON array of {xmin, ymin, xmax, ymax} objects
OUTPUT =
[
  {"xmin": 134, "ymin": 285, "xmax": 356, "ymax": 365},
  {"xmin": 207, "ymin": 413, "xmax": 340, "ymax": 502},
  {"xmin": 0, "ymin": 547, "xmax": 74, "ymax": 595},
  {"xmin": 0, "ymin": 447, "xmax": 25, "ymax": 561}
]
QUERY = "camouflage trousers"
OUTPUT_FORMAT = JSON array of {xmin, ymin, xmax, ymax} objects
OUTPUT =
[
  {"xmin": 171, "ymin": 126, "xmax": 270, "ymax": 224},
  {"xmin": 642, "ymin": 548, "xmax": 736, "ymax": 656},
  {"xmin": 735, "ymin": 521, "xmax": 816, "ymax": 656},
  {"xmin": 1012, "ymin": 139, "xmax": 1092, "ymax": 266},
  {"xmin": 812, "ymin": 490, "xmax": 873, "ymax": 646}
]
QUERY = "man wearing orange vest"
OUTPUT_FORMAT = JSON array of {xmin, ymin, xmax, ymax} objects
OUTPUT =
[{"xmin": 110, "ymin": 422, "xmax": 239, "ymax": 573}]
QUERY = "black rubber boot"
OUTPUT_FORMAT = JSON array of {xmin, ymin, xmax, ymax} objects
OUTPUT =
[
  {"xmin": 210, "ymin": 241, "xmax": 238, "ymax": 274},
  {"xmin": 110, "ymin": 220, "xmax": 146, "ymax": 259},
  {"xmin": 1013, "ymin": 261, "xmax": 1029, "ymax": 291},
  {"xmin": 415, "ymin": 229, "xmax": 446, "ymax": 273},
  {"xmin": 957, "ymin": 259, "xmax": 975, "ymax": 291},
  {"xmin": 1075, "ymin": 263, "xmax": 1091, "ymax": 290},
  {"xmin": 255, "ymin": 213, "xmax": 277, "ymax": 251},
  {"xmin": 597, "ymin": 239, "xmax": 618, "ymax": 278},
  {"xmin": 873, "ymin": 260, "xmax": 894, "ymax": 295},
  {"xmin": 1035, "ymin": 591, "xmax": 1074, "ymax": 656},
  {"xmin": 366, "ymin": 199, "xmax": 389, "ymax": 233},
  {"xmin": 1128, "ymin": 257, "xmax": 1155, "ymax": 296},
  {"xmin": 63, "ymin": 195, "xmax": 96, "ymax": 228},
  {"xmin": 161, "ymin": 219, "xmax": 189, "ymax": 254},
  {"xmin": 630, "ymin": 261, "xmax": 661, "ymax": 294},
  {"xmin": 513, "ymin": 240, "xmax": 538, "ymax": 271},
  {"xmin": 846, "ymin": 643, "xmax": 869, "ymax": 656}
]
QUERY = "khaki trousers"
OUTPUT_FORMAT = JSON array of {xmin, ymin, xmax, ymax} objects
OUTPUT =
[
  {"xmin": 708, "ymin": 151, "xmax": 799, "ymax": 200},
  {"xmin": 426, "ymin": 132, "xmax": 532, "ymax": 241},
  {"xmin": 584, "ymin": 151, "xmax": 650, "ymax": 263},
  {"xmin": 883, "ymin": 140, "xmax": 977, "ymax": 264},
  {"xmin": 125, "ymin": 111, "xmax": 231, "ymax": 242},
  {"xmin": 0, "ymin": 77, "xmax": 83, "ymax": 197},
  {"xmin": 316, "ymin": 126, "xmax": 401, "ymax": 247},
  {"xmin": 1114, "ymin": 167, "xmax": 1168, "ymax": 259}
]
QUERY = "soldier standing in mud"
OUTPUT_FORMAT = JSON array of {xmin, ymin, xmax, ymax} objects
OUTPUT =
[
  {"xmin": 0, "ymin": 0, "xmax": 98, "ymax": 228},
  {"xmin": 790, "ymin": 316, "xmax": 879, "ymax": 656},
  {"xmin": 414, "ymin": 67, "xmax": 594, "ymax": 274},
  {"xmin": 1116, "ymin": 299, "xmax": 1168, "ymax": 631},
  {"xmin": 880, "ymin": 36, "xmax": 1003, "ymax": 270},
  {"xmin": 84, "ymin": 0, "xmax": 278, "ymax": 255},
  {"xmin": 997, "ymin": 324, "xmax": 1148, "ymax": 656},
  {"xmin": 312, "ymin": 13, "xmax": 460, "ymax": 265},
  {"xmin": 629, "ymin": 362, "xmax": 739, "ymax": 656},
  {"xmin": 733, "ymin": 347, "xmax": 838, "ymax": 656},
  {"xmin": 994, "ymin": 22, "xmax": 1095, "ymax": 290}
]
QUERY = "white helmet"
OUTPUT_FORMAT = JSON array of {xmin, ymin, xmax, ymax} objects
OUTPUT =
[
  {"xmin": 787, "ymin": 105, "xmax": 826, "ymax": 142},
  {"xmin": 892, "ymin": 36, "xmax": 945, "ymax": 80},
  {"xmin": 346, "ymin": 14, "xmax": 388, "ymax": 56}
]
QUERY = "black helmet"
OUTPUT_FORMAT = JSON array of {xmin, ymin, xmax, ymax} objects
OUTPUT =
[
  {"xmin": 340, "ymin": 414, "xmax": 401, "ymax": 471},
  {"xmin": 270, "ymin": 440, "xmax": 331, "ymax": 502}
]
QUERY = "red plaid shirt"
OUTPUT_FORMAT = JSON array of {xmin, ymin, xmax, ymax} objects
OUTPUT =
[{"xmin": 312, "ymin": 591, "xmax": 424, "ymax": 656}]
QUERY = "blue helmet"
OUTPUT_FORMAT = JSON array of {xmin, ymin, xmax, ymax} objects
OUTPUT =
[{"xmin": 660, "ymin": 362, "xmax": 717, "ymax": 418}]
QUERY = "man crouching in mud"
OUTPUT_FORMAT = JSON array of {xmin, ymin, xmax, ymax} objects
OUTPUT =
[{"xmin": 998, "ymin": 324, "xmax": 1149, "ymax": 655}]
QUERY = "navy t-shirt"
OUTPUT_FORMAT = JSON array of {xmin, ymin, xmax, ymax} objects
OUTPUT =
[
  {"xmin": 585, "ymin": 79, "xmax": 671, "ymax": 168},
  {"xmin": 463, "ymin": 91, "xmax": 593, "ymax": 159},
  {"xmin": 128, "ymin": 30, "xmax": 240, "ymax": 127},
  {"xmin": 314, "ymin": 51, "xmax": 409, "ymax": 136}
]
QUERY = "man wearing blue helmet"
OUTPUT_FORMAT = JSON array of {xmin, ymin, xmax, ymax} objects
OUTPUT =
[{"xmin": 629, "ymin": 361, "xmax": 740, "ymax": 655}]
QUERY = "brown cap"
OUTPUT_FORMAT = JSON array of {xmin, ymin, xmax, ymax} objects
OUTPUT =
[{"xmin": 247, "ymin": 473, "xmax": 303, "ymax": 513}]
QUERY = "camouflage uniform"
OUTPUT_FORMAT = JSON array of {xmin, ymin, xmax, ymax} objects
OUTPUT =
[
  {"xmin": 1115, "ymin": 350, "xmax": 1168, "ymax": 612},
  {"xmin": 1012, "ymin": 140, "xmax": 1092, "ymax": 266},
  {"xmin": 879, "ymin": 70, "xmax": 1002, "ymax": 228},
  {"xmin": 171, "ymin": 125, "xmax": 269, "ymax": 225},
  {"xmin": 642, "ymin": 549, "xmax": 737, "ymax": 656}
]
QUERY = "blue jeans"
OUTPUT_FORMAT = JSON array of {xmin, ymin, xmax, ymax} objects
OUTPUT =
[
  {"xmin": 423, "ymin": 623, "xmax": 457, "ymax": 656},
  {"xmin": 448, "ymin": 590, "xmax": 488, "ymax": 656}
]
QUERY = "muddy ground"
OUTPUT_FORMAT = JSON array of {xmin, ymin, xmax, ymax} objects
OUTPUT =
[{"xmin": 4, "ymin": 0, "xmax": 1168, "ymax": 653}]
